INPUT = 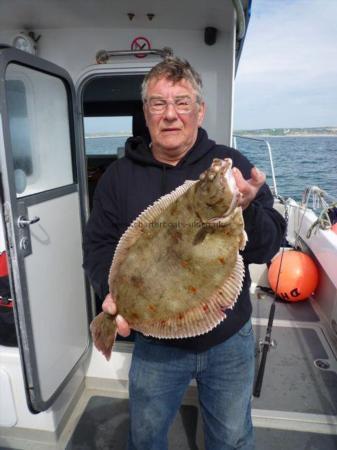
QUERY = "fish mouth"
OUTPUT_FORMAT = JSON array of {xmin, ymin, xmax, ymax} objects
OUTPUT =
[
  {"xmin": 226, "ymin": 169, "xmax": 240, "ymax": 206},
  {"xmin": 220, "ymin": 159, "xmax": 240, "ymax": 215},
  {"xmin": 230, "ymin": 187, "xmax": 240, "ymax": 210}
]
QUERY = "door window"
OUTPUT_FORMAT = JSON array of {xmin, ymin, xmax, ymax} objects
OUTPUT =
[{"xmin": 6, "ymin": 64, "xmax": 74, "ymax": 197}]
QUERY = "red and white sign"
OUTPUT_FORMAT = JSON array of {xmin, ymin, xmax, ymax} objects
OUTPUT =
[{"xmin": 131, "ymin": 36, "xmax": 151, "ymax": 58}]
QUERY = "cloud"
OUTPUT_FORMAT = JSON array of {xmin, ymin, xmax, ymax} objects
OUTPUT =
[{"xmin": 234, "ymin": 0, "xmax": 337, "ymax": 129}]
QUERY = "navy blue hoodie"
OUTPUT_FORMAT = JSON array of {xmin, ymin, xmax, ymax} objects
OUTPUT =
[{"xmin": 83, "ymin": 128, "xmax": 285, "ymax": 351}]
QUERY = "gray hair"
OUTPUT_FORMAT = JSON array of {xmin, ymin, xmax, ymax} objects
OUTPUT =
[{"xmin": 141, "ymin": 56, "xmax": 203, "ymax": 103}]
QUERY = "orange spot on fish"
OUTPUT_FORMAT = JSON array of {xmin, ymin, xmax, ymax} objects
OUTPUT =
[
  {"xmin": 218, "ymin": 257, "xmax": 225, "ymax": 264},
  {"xmin": 203, "ymin": 304, "xmax": 209, "ymax": 312},
  {"xmin": 188, "ymin": 286, "xmax": 197, "ymax": 294},
  {"xmin": 147, "ymin": 304, "xmax": 157, "ymax": 312},
  {"xmin": 180, "ymin": 260, "xmax": 189, "ymax": 268}
]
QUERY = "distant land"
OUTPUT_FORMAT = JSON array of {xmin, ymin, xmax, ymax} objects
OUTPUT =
[
  {"xmin": 85, "ymin": 127, "xmax": 337, "ymax": 139},
  {"xmin": 86, "ymin": 131, "xmax": 131, "ymax": 138},
  {"xmin": 234, "ymin": 126, "xmax": 337, "ymax": 137}
]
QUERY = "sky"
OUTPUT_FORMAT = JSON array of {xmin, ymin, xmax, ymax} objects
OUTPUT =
[{"xmin": 234, "ymin": 0, "xmax": 337, "ymax": 130}]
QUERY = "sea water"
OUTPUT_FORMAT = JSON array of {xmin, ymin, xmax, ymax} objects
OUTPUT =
[
  {"xmin": 235, "ymin": 136, "xmax": 337, "ymax": 201},
  {"xmin": 85, "ymin": 135, "xmax": 337, "ymax": 202}
]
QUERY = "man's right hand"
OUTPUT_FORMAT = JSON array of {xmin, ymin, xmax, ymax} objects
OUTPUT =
[{"xmin": 102, "ymin": 293, "xmax": 131, "ymax": 337}]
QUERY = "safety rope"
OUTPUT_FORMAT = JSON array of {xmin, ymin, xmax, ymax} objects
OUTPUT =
[{"xmin": 306, "ymin": 202, "xmax": 337, "ymax": 238}]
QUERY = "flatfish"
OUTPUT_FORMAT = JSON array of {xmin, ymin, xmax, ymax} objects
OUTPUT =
[{"xmin": 90, "ymin": 158, "xmax": 247, "ymax": 359}]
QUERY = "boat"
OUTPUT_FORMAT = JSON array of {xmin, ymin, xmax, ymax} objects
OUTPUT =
[{"xmin": 0, "ymin": 1, "xmax": 336, "ymax": 448}]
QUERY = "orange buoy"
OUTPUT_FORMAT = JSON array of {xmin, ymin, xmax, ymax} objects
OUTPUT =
[
  {"xmin": 331, "ymin": 223, "xmax": 337, "ymax": 234},
  {"xmin": 268, "ymin": 250, "xmax": 319, "ymax": 302}
]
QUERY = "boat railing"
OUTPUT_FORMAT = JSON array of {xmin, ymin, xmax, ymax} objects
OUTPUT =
[
  {"xmin": 233, "ymin": 134, "xmax": 278, "ymax": 197},
  {"xmin": 299, "ymin": 185, "xmax": 337, "ymax": 237},
  {"xmin": 302, "ymin": 185, "xmax": 337, "ymax": 210}
]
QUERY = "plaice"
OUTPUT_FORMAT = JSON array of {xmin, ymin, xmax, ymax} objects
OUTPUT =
[{"xmin": 90, "ymin": 158, "xmax": 247, "ymax": 360}]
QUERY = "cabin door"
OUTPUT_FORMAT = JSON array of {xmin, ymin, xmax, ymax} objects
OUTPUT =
[{"xmin": 0, "ymin": 48, "xmax": 90, "ymax": 412}]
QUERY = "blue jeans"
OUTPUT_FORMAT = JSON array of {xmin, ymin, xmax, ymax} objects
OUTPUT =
[{"xmin": 128, "ymin": 320, "xmax": 255, "ymax": 450}]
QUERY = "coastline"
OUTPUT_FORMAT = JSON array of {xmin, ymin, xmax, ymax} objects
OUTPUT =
[
  {"xmin": 234, "ymin": 127, "xmax": 337, "ymax": 139},
  {"xmin": 235, "ymin": 134, "xmax": 337, "ymax": 138},
  {"xmin": 86, "ymin": 134, "xmax": 130, "ymax": 139}
]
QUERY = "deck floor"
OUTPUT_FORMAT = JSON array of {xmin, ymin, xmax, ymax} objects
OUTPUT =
[
  {"xmin": 64, "ymin": 395, "xmax": 337, "ymax": 450},
  {"xmin": 252, "ymin": 290, "xmax": 337, "ymax": 416},
  {"xmin": 65, "ymin": 396, "xmax": 199, "ymax": 450},
  {"xmin": 64, "ymin": 291, "xmax": 337, "ymax": 449},
  {"xmin": 253, "ymin": 324, "xmax": 337, "ymax": 415},
  {"xmin": 250, "ymin": 288, "xmax": 337, "ymax": 448}
]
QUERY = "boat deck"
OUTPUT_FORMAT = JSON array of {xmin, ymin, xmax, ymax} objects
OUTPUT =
[
  {"xmin": 62, "ymin": 290, "xmax": 337, "ymax": 449},
  {"xmin": 1, "ymin": 288, "xmax": 337, "ymax": 449},
  {"xmin": 251, "ymin": 289, "xmax": 337, "ymax": 443}
]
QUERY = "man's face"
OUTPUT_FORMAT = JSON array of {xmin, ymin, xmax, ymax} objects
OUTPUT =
[{"xmin": 143, "ymin": 76, "xmax": 205, "ymax": 160}]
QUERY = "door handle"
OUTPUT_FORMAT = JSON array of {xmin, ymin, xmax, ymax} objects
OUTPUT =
[{"xmin": 17, "ymin": 215, "xmax": 40, "ymax": 228}]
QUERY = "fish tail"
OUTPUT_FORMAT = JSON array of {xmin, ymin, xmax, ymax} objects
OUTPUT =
[{"xmin": 90, "ymin": 312, "xmax": 118, "ymax": 361}]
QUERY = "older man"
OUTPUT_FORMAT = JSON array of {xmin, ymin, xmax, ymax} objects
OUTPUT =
[{"xmin": 83, "ymin": 57, "xmax": 285, "ymax": 450}]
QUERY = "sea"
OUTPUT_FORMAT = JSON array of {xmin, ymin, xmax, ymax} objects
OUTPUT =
[
  {"xmin": 85, "ymin": 135, "xmax": 337, "ymax": 202},
  {"xmin": 234, "ymin": 135, "xmax": 337, "ymax": 201}
]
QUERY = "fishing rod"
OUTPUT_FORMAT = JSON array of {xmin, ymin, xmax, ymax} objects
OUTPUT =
[
  {"xmin": 253, "ymin": 200, "xmax": 288, "ymax": 398},
  {"xmin": 253, "ymin": 300, "xmax": 276, "ymax": 397}
]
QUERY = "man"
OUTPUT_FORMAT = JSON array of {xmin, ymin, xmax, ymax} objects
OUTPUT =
[{"xmin": 83, "ymin": 57, "xmax": 285, "ymax": 450}]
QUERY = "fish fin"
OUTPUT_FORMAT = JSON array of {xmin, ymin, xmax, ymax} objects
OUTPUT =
[
  {"xmin": 193, "ymin": 226, "xmax": 214, "ymax": 245},
  {"xmin": 90, "ymin": 312, "xmax": 118, "ymax": 361},
  {"xmin": 193, "ymin": 213, "xmax": 238, "ymax": 245},
  {"xmin": 205, "ymin": 207, "xmax": 239, "ymax": 227}
]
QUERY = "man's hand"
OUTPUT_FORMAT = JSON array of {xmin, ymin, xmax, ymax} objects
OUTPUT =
[
  {"xmin": 233, "ymin": 167, "xmax": 266, "ymax": 210},
  {"xmin": 102, "ymin": 293, "xmax": 131, "ymax": 337}
]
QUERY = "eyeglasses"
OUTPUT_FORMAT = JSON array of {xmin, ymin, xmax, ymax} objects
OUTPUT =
[{"xmin": 145, "ymin": 96, "xmax": 198, "ymax": 114}]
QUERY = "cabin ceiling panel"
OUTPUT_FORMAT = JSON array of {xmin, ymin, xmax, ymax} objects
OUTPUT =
[{"xmin": 0, "ymin": 0, "xmax": 237, "ymax": 32}]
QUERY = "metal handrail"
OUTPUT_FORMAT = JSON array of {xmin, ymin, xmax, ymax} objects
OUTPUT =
[
  {"xmin": 233, "ymin": 134, "xmax": 278, "ymax": 197},
  {"xmin": 96, "ymin": 47, "xmax": 173, "ymax": 64}
]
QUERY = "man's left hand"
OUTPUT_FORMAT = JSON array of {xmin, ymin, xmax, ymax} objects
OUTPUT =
[{"xmin": 233, "ymin": 167, "xmax": 266, "ymax": 210}]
